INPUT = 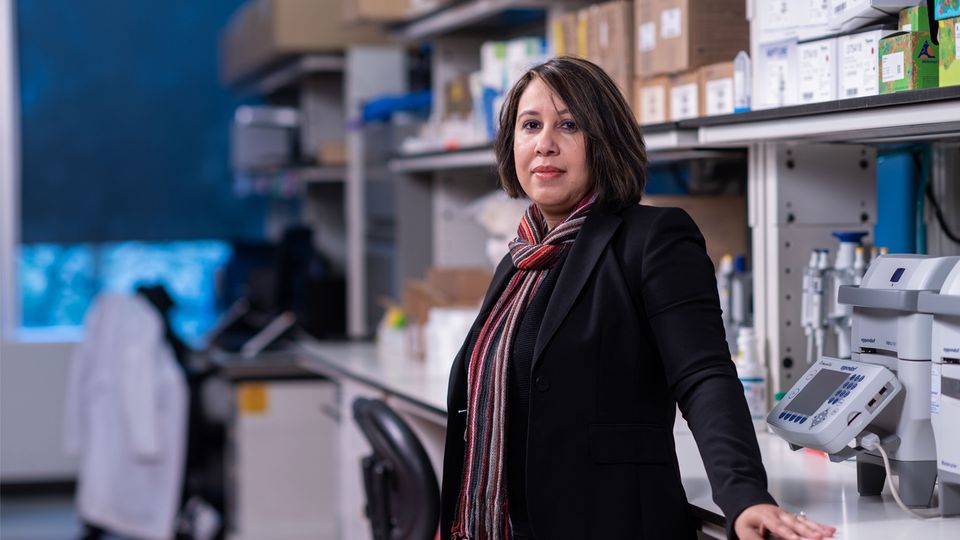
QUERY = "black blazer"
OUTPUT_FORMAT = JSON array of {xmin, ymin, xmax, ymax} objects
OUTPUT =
[{"xmin": 441, "ymin": 203, "xmax": 776, "ymax": 540}]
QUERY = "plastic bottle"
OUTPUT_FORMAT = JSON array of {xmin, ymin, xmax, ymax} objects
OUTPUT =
[
  {"xmin": 734, "ymin": 51, "xmax": 752, "ymax": 113},
  {"xmin": 731, "ymin": 255, "xmax": 752, "ymax": 329},
  {"xmin": 853, "ymin": 246, "xmax": 867, "ymax": 285},
  {"xmin": 735, "ymin": 327, "xmax": 767, "ymax": 432},
  {"xmin": 717, "ymin": 254, "xmax": 736, "ymax": 353}
]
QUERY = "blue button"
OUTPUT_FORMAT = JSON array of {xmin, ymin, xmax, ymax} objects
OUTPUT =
[
  {"xmin": 779, "ymin": 412, "xmax": 786, "ymax": 419},
  {"xmin": 857, "ymin": 375, "xmax": 865, "ymax": 382},
  {"xmin": 789, "ymin": 414, "xmax": 798, "ymax": 421},
  {"xmin": 850, "ymin": 383, "xmax": 858, "ymax": 390},
  {"xmin": 800, "ymin": 417, "xmax": 807, "ymax": 424},
  {"xmin": 844, "ymin": 390, "xmax": 851, "ymax": 397}
]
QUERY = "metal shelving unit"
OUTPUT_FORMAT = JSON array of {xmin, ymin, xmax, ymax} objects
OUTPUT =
[{"xmin": 392, "ymin": 0, "xmax": 548, "ymax": 42}]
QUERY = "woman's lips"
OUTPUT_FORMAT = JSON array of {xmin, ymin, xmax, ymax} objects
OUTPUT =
[{"xmin": 532, "ymin": 166, "xmax": 564, "ymax": 179}]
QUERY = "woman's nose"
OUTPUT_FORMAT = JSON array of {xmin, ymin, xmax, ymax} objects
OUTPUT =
[{"xmin": 535, "ymin": 130, "xmax": 559, "ymax": 156}]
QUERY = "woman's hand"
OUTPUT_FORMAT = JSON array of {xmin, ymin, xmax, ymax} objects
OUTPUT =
[{"xmin": 734, "ymin": 504, "xmax": 836, "ymax": 540}]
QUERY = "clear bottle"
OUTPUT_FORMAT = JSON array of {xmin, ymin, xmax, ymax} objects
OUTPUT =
[{"xmin": 735, "ymin": 326, "xmax": 767, "ymax": 432}]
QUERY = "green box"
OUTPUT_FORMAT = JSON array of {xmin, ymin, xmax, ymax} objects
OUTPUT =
[
  {"xmin": 879, "ymin": 32, "xmax": 939, "ymax": 94},
  {"xmin": 941, "ymin": 17, "xmax": 960, "ymax": 87},
  {"xmin": 899, "ymin": 4, "xmax": 929, "ymax": 32},
  {"xmin": 936, "ymin": 0, "xmax": 960, "ymax": 20}
]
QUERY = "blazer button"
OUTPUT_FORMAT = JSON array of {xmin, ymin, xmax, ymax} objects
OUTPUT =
[{"xmin": 535, "ymin": 376, "xmax": 550, "ymax": 392}]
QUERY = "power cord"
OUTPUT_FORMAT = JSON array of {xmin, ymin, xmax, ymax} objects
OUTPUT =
[{"xmin": 857, "ymin": 432, "xmax": 940, "ymax": 519}]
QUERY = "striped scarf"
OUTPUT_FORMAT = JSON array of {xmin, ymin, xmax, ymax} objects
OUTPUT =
[{"xmin": 452, "ymin": 192, "xmax": 597, "ymax": 539}]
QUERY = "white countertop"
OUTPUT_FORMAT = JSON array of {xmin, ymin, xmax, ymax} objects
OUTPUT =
[
  {"xmin": 299, "ymin": 340, "xmax": 960, "ymax": 538},
  {"xmin": 297, "ymin": 340, "xmax": 450, "ymax": 414}
]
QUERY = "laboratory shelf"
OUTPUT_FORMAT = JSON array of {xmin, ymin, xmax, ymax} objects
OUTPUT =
[
  {"xmin": 391, "ymin": 0, "xmax": 549, "ymax": 42},
  {"xmin": 389, "ymin": 145, "xmax": 497, "ymax": 173},
  {"xmin": 247, "ymin": 54, "xmax": 346, "ymax": 95},
  {"xmin": 690, "ymin": 86, "xmax": 960, "ymax": 146},
  {"xmin": 387, "ymin": 137, "xmax": 742, "ymax": 173}
]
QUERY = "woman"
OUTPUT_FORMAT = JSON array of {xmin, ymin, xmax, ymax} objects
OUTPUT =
[{"xmin": 440, "ymin": 56, "xmax": 837, "ymax": 540}]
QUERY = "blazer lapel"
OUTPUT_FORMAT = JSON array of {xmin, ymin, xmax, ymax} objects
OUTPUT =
[{"xmin": 532, "ymin": 207, "xmax": 622, "ymax": 371}]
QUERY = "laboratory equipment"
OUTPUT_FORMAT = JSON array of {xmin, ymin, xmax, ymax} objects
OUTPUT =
[
  {"xmin": 917, "ymin": 261, "xmax": 960, "ymax": 517},
  {"xmin": 826, "ymin": 231, "xmax": 870, "ymax": 359},
  {"xmin": 771, "ymin": 254, "xmax": 960, "ymax": 508},
  {"xmin": 767, "ymin": 356, "xmax": 901, "ymax": 454},
  {"xmin": 801, "ymin": 249, "xmax": 830, "ymax": 364}
]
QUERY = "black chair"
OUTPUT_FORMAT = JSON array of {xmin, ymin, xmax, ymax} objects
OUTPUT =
[{"xmin": 352, "ymin": 398, "xmax": 440, "ymax": 540}]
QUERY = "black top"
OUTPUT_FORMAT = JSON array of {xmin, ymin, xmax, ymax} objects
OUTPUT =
[{"xmin": 507, "ymin": 250, "xmax": 567, "ymax": 536}]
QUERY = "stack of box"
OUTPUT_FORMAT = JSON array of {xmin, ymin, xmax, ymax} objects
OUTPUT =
[
  {"xmin": 632, "ymin": 0, "xmax": 748, "ymax": 124},
  {"xmin": 751, "ymin": 1, "xmax": 935, "ymax": 107},
  {"xmin": 403, "ymin": 267, "xmax": 492, "ymax": 358},
  {"xmin": 937, "ymin": 0, "xmax": 960, "ymax": 87},
  {"xmin": 549, "ymin": 3, "xmax": 635, "ymax": 103},
  {"xmin": 220, "ymin": 0, "xmax": 389, "ymax": 84}
]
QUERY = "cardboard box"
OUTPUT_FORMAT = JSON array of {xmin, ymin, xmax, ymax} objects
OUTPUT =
[
  {"xmin": 756, "ymin": 39, "xmax": 799, "ymax": 109},
  {"xmin": 634, "ymin": 76, "xmax": 671, "ymax": 124},
  {"xmin": 342, "ymin": 0, "xmax": 452, "ymax": 22},
  {"xmin": 830, "ymin": 0, "xmax": 924, "ymax": 32},
  {"xmin": 838, "ymin": 27, "xmax": 898, "ymax": 98},
  {"xmin": 643, "ymin": 195, "xmax": 747, "ymax": 269},
  {"xmin": 940, "ymin": 16, "xmax": 960, "ymax": 86},
  {"xmin": 551, "ymin": 12, "xmax": 581, "ymax": 57},
  {"xmin": 588, "ymin": 1, "xmax": 634, "ymax": 103},
  {"xmin": 221, "ymin": 0, "xmax": 388, "ymax": 84},
  {"xmin": 699, "ymin": 62, "xmax": 734, "ymax": 116},
  {"xmin": 936, "ymin": 0, "xmax": 960, "ymax": 20},
  {"xmin": 669, "ymin": 70, "xmax": 700, "ymax": 121},
  {"xmin": 342, "ymin": 0, "xmax": 410, "ymax": 22},
  {"xmin": 899, "ymin": 3, "xmax": 930, "ymax": 31},
  {"xmin": 879, "ymin": 31, "xmax": 939, "ymax": 93},
  {"xmin": 577, "ymin": 8, "xmax": 592, "ymax": 59},
  {"xmin": 317, "ymin": 140, "xmax": 346, "ymax": 165},
  {"xmin": 403, "ymin": 267, "xmax": 492, "ymax": 328},
  {"xmin": 798, "ymin": 37, "xmax": 839, "ymax": 104},
  {"xmin": 634, "ymin": 0, "xmax": 748, "ymax": 77}
]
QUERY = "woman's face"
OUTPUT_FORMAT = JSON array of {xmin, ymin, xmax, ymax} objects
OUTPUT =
[{"xmin": 513, "ymin": 77, "xmax": 591, "ymax": 229}]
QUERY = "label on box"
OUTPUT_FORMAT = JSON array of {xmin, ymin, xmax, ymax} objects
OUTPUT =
[
  {"xmin": 840, "ymin": 34, "xmax": 880, "ymax": 97},
  {"xmin": 902, "ymin": 23, "xmax": 912, "ymax": 32},
  {"xmin": 882, "ymin": 51, "xmax": 905, "ymax": 82},
  {"xmin": 670, "ymin": 83, "xmax": 698, "ymax": 120},
  {"xmin": 705, "ymin": 78, "xmax": 734, "ymax": 116},
  {"xmin": 762, "ymin": 44, "xmax": 793, "ymax": 107},
  {"xmin": 600, "ymin": 20, "xmax": 610, "ymax": 49},
  {"xmin": 799, "ymin": 40, "xmax": 836, "ymax": 103},
  {"xmin": 639, "ymin": 22, "xmax": 657, "ymax": 51},
  {"xmin": 641, "ymin": 86, "xmax": 666, "ymax": 124},
  {"xmin": 931, "ymin": 363, "xmax": 941, "ymax": 415},
  {"xmin": 661, "ymin": 8, "xmax": 682, "ymax": 39}
]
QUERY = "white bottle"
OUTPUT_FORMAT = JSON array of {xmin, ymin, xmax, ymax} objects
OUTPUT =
[
  {"xmin": 735, "ymin": 327, "xmax": 767, "ymax": 432},
  {"xmin": 734, "ymin": 51, "xmax": 752, "ymax": 113}
]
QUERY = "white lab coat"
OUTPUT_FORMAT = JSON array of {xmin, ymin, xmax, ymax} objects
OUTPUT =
[{"xmin": 64, "ymin": 294, "xmax": 188, "ymax": 540}]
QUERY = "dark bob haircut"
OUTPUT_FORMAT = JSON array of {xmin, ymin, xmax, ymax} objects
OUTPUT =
[{"xmin": 494, "ymin": 56, "xmax": 647, "ymax": 211}]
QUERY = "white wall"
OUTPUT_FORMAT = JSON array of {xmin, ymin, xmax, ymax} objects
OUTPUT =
[{"xmin": 0, "ymin": 341, "xmax": 79, "ymax": 481}]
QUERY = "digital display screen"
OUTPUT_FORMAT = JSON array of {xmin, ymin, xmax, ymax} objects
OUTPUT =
[{"xmin": 788, "ymin": 369, "xmax": 850, "ymax": 416}]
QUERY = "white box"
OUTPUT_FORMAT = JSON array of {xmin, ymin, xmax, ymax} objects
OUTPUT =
[
  {"xmin": 755, "ymin": 1, "xmax": 833, "ymax": 42},
  {"xmin": 798, "ymin": 37, "xmax": 838, "ymax": 103},
  {"xmin": 828, "ymin": 0, "xmax": 923, "ymax": 32},
  {"xmin": 756, "ymin": 38, "xmax": 799, "ymax": 109},
  {"xmin": 800, "ymin": 0, "xmax": 834, "ymax": 40},
  {"xmin": 837, "ymin": 27, "xmax": 898, "ymax": 98}
]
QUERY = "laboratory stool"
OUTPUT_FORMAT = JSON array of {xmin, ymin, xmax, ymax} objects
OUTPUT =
[{"xmin": 352, "ymin": 398, "xmax": 440, "ymax": 540}]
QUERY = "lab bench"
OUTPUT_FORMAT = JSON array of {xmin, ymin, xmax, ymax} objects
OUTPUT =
[{"xmin": 295, "ymin": 339, "xmax": 960, "ymax": 540}]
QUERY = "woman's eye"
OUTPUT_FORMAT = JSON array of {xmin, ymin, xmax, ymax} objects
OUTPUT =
[
  {"xmin": 521, "ymin": 120, "xmax": 540, "ymax": 130},
  {"xmin": 560, "ymin": 120, "xmax": 578, "ymax": 131}
]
